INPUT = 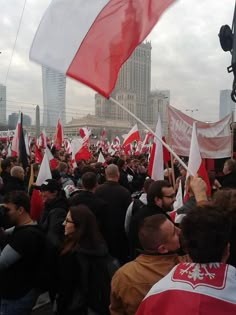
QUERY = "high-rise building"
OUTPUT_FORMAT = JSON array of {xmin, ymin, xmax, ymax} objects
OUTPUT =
[
  {"xmin": 95, "ymin": 42, "xmax": 152, "ymax": 123},
  {"xmin": 42, "ymin": 66, "xmax": 66, "ymax": 127},
  {"xmin": 8, "ymin": 113, "xmax": 31, "ymax": 129},
  {"xmin": 219, "ymin": 90, "xmax": 234, "ymax": 120},
  {"xmin": 0, "ymin": 84, "xmax": 7, "ymax": 125}
]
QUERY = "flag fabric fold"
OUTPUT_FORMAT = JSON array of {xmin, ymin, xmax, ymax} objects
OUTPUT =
[
  {"xmin": 123, "ymin": 124, "xmax": 140, "ymax": 148},
  {"xmin": 148, "ymin": 116, "xmax": 164, "ymax": 180},
  {"xmin": 30, "ymin": 0, "xmax": 175, "ymax": 98}
]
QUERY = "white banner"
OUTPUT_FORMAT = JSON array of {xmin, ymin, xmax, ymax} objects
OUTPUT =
[{"xmin": 168, "ymin": 105, "xmax": 232, "ymax": 158}]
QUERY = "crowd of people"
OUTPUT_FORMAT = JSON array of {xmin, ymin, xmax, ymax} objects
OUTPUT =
[{"xmin": 0, "ymin": 144, "xmax": 236, "ymax": 315}]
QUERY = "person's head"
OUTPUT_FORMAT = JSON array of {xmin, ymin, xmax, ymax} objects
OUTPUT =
[
  {"xmin": 143, "ymin": 178, "xmax": 155, "ymax": 193},
  {"xmin": 1, "ymin": 158, "xmax": 12, "ymax": 173},
  {"xmin": 147, "ymin": 180, "xmax": 176, "ymax": 211},
  {"xmin": 105, "ymin": 164, "xmax": 120, "ymax": 182},
  {"xmin": 62, "ymin": 204, "xmax": 104, "ymax": 253},
  {"xmin": 10, "ymin": 166, "xmax": 25, "ymax": 181},
  {"xmin": 40, "ymin": 179, "xmax": 61, "ymax": 203},
  {"xmin": 3, "ymin": 191, "xmax": 31, "ymax": 226},
  {"xmin": 138, "ymin": 214, "xmax": 181, "ymax": 254},
  {"xmin": 81, "ymin": 172, "xmax": 98, "ymax": 191},
  {"xmin": 223, "ymin": 159, "xmax": 236, "ymax": 175},
  {"xmin": 117, "ymin": 159, "xmax": 127, "ymax": 171},
  {"xmin": 178, "ymin": 165, "xmax": 187, "ymax": 177},
  {"xmin": 57, "ymin": 162, "xmax": 68, "ymax": 175},
  {"xmin": 181, "ymin": 205, "xmax": 231, "ymax": 263}
]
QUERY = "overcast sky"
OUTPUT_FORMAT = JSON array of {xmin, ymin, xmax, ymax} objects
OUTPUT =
[{"xmin": 0, "ymin": 0, "xmax": 235, "ymax": 124}]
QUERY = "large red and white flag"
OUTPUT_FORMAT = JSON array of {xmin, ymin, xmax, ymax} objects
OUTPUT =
[
  {"xmin": 71, "ymin": 138, "xmax": 91, "ymax": 163},
  {"xmin": 54, "ymin": 118, "xmax": 63, "ymax": 148},
  {"xmin": 148, "ymin": 117, "xmax": 164, "ymax": 180},
  {"xmin": 136, "ymin": 263, "xmax": 236, "ymax": 315},
  {"xmin": 188, "ymin": 122, "xmax": 211, "ymax": 195},
  {"xmin": 11, "ymin": 114, "xmax": 21, "ymax": 156},
  {"xmin": 30, "ymin": 0, "xmax": 175, "ymax": 98},
  {"xmin": 123, "ymin": 124, "xmax": 140, "ymax": 148},
  {"xmin": 45, "ymin": 147, "xmax": 58, "ymax": 170},
  {"xmin": 168, "ymin": 105, "xmax": 232, "ymax": 158}
]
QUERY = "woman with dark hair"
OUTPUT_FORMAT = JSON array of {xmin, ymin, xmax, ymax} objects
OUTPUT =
[{"xmin": 56, "ymin": 204, "xmax": 110, "ymax": 315}]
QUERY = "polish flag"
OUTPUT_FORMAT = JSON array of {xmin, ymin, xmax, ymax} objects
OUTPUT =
[
  {"xmin": 97, "ymin": 151, "xmax": 106, "ymax": 165},
  {"xmin": 148, "ymin": 116, "xmax": 164, "ymax": 180},
  {"xmin": 30, "ymin": 0, "xmax": 175, "ymax": 98},
  {"xmin": 31, "ymin": 152, "xmax": 52, "ymax": 221},
  {"xmin": 71, "ymin": 139, "xmax": 91, "ymax": 163},
  {"xmin": 36, "ymin": 150, "xmax": 52, "ymax": 186},
  {"xmin": 45, "ymin": 147, "xmax": 58, "ymax": 170},
  {"xmin": 54, "ymin": 118, "xmax": 63, "ymax": 148},
  {"xmin": 123, "ymin": 124, "xmax": 140, "ymax": 148},
  {"xmin": 34, "ymin": 145, "xmax": 43, "ymax": 164},
  {"xmin": 11, "ymin": 114, "xmax": 21, "ymax": 156},
  {"xmin": 188, "ymin": 122, "xmax": 211, "ymax": 196},
  {"xmin": 141, "ymin": 131, "xmax": 153, "ymax": 153}
]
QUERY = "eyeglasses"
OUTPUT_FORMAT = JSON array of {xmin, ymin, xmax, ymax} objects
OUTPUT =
[
  {"xmin": 163, "ymin": 194, "xmax": 176, "ymax": 199},
  {"xmin": 64, "ymin": 218, "xmax": 74, "ymax": 224}
]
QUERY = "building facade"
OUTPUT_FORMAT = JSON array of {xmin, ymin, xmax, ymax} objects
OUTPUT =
[
  {"xmin": 95, "ymin": 42, "xmax": 170, "ymax": 138},
  {"xmin": 42, "ymin": 66, "xmax": 66, "ymax": 127},
  {"xmin": 8, "ymin": 113, "xmax": 31, "ymax": 129},
  {"xmin": 219, "ymin": 90, "xmax": 234, "ymax": 120},
  {"xmin": 0, "ymin": 84, "xmax": 6, "ymax": 125}
]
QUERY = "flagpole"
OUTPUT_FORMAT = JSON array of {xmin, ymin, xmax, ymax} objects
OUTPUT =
[{"xmin": 110, "ymin": 97, "xmax": 192, "ymax": 174}]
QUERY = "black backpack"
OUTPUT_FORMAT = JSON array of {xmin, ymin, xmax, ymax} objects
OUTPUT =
[{"xmin": 131, "ymin": 198, "xmax": 145, "ymax": 217}]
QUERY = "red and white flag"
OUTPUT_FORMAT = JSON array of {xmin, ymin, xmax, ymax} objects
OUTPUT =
[
  {"xmin": 71, "ymin": 139, "xmax": 91, "ymax": 164},
  {"xmin": 45, "ymin": 147, "xmax": 57, "ymax": 170},
  {"xmin": 123, "ymin": 124, "xmax": 140, "ymax": 148},
  {"xmin": 148, "ymin": 117, "xmax": 164, "ymax": 180},
  {"xmin": 97, "ymin": 151, "xmax": 106, "ymax": 165},
  {"xmin": 11, "ymin": 114, "xmax": 21, "ymax": 156},
  {"xmin": 36, "ymin": 151, "xmax": 52, "ymax": 186},
  {"xmin": 136, "ymin": 263, "xmax": 236, "ymax": 315},
  {"xmin": 30, "ymin": 0, "xmax": 175, "ymax": 98},
  {"xmin": 54, "ymin": 118, "xmax": 63, "ymax": 148},
  {"xmin": 188, "ymin": 122, "xmax": 211, "ymax": 196}
]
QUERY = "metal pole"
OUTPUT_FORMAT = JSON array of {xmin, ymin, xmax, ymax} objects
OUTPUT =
[{"xmin": 110, "ymin": 97, "xmax": 193, "ymax": 175}]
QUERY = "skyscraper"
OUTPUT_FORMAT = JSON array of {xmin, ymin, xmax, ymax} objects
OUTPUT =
[
  {"xmin": 95, "ymin": 42, "xmax": 152, "ymax": 123},
  {"xmin": 219, "ymin": 90, "xmax": 234, "ymax": 120},
  {"xmin": 0, "ymin": 84, "xmax": 6, "ymax": 125},
  {"xmin": 42, "ymin": 66, "xmax": 66, "ymax": 127}
]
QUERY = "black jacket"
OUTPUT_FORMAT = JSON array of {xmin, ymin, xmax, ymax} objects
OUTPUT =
[
  {"xmin": 39, "ymin": 195, "xmax": 68, "ymax": 250},
  {"xmin": 4, "ymin": 176, "xmax": 26, "ymax": 192},
  {"xmin": 95, "ymin": 181, "xmax": 131, "ymax": 264},
  {"xmin": 221, "ymin": 172, "xmax": 236, "ymax": 189}
]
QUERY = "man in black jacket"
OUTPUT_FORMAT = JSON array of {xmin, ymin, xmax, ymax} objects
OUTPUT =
[
  {"xmin": 129, "ymin": 180, "xmax": 176, "ymax": 259},
  {"xmin": 39, "ymin": 179, "xmax": 67, "ymax": 250},
  {"xmin": 95, "ymin": 164, "xmax": 131, "ymax": 264}
]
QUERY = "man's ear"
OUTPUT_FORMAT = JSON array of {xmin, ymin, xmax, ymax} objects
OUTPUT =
[
  {"xmin": 154, "ymin": 196, "xmax": 162, "ymax": 208},
  {"xmin": 157, "ymin": 244, "xmax": 168, "ymax": 254},
  {"xmin": 221, "ymin": 242, "xmax": 230, "ymax": 263}
]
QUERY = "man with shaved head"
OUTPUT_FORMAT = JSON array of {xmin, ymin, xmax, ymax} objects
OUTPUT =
[{"xmin": 95, "ymin": 164, "xmax": 131, "ymax": 264}]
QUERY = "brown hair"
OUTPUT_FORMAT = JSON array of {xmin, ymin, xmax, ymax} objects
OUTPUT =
[{"xmin": 61, "ymin": 204, "xmax": 104, "ymax": 255}]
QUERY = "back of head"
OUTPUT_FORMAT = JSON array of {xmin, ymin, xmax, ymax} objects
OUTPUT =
[
  {"xmin": 105, "ymin": 164, "xmax": 119, "ymax": 181},
  {"xmin": 147, "ymin": 180, "xmax": 172, "ymax": 205},
  {"xmin": 143, "ymin": 178, "xmax": 155, "ymax": 193},
  {"xmin": 57, "ymin": 162, "xmax": 68, "ymax": 173},
  {"xmin": 4, "ymin": 191, "xmax": 30, "ymax": 213},
  {"xmin": 181, "ymin": 205, "xmax": 231, "ymax": 263},
  {"xmin": 10, "ymin": 166, "xmax": 24, "ymax": 179},
  {"xmin": 82, "ymin": 172, "xmax": 97, "ymax": 191},
  {"xmin": 138, "ymin": 214, "xmax": 167, "ymax": 251}
]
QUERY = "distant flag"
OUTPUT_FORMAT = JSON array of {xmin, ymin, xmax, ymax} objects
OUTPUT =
[
  {"xmin": 18, "ymin": 113, "xmax": 28, "ymax": 170},
  {"xmin": 45, "ymin": 147, "xmax": 57, "ymax": 170},
  {"xmin": 148, "ymin": 116, "xmax": 164, "ymax": 180},
  {"xmin": 71, "ymin": 138, "xmax": 91, "ymax": 164},
  {"xmin": 188, "ymin": 122, "xmax": 211, "ymax": 196},
  {"xmin": 97, "ymin": 151, "xmax": 106, "ymax": 165},
  {"xmin": 141, "ymin": 131, "xmax": 153, "ymax": 153},
  {"xmin": 123, "ymin": 124, "xmax": 140, "ymax": 148},
  {"xmin": 36, "ymin": 150, "xmax": 52, "ymax": 186},
  {"xmin": 11, "ymin": 114, "xmax": 21, "ymax": 157},
  {"xmin": 24, "ymin": 132, "xmax": 30, "ymax": 156},
  {"xmin": 34, "ymin": 145, "xmax": 43, "ymax": 164},
  {"xmin": 54, "ymin": 117, "xmax": 63, "ymax": 148},
  {"xmin": 30, "ymin": 0, "xmax": 175, "ymax": 98}
]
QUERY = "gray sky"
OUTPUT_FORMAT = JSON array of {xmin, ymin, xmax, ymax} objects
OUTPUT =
[{"xmin": 0, "ymin": 0, "xmax": 234, "ymax": 123}]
